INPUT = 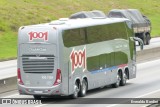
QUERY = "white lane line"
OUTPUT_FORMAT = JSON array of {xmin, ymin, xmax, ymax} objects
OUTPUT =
[
  {"xmin": 138, "ymin": 58, "xmax": 160, "ymax": 65},
  {"xmin": 135, "ymin": 88, "xmax": 160, "ymax": 98},
  {"xmin": 34, "ymin": 100, "xmax": 57, "ymax": 107},
  {"xmin": 106, "ymin": 88, "xmax": 160, "ymax": 107},
  {"xmin": 0, "ymin": 93, "xmax": 19, "ymax": 98},
  {"xmin": 34, "ymin": 101, "xmax": 56, "ymax": 107},
  {"xmin": 34, "ymin": 104, "xmax": 48, "ymax": 107},
  {"xmin": 106, "ymin": 104, "xmax": 118, "ymax": 107}
]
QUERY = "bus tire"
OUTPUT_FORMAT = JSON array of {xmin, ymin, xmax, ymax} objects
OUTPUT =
[
  {"xmin": 120, "ymin": 72, "xmax": 127, "ymax": 86},
  {"xmin": 79, "ymin": 79, "xmax": 87, "ymax": 97},
  {"xmin": 71, "ymin": 82, "xmax": 79, "ymax": 99},
  {"xmin": 112, "ymin": 72, "xmax": 121, "ymax": 88},
  {"xmin": 143, "ymin": 33, "xmax": 147, "ymax": 45},
  {"xmin": 33, "ymin": 95, "xmax": 41, "ymax": 99},
  {"xmin": 146, "ymin": 33, "xmax": 150, "ymax": 45}
]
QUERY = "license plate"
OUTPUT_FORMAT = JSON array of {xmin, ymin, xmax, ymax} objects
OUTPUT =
[{"xmin": 34, "ymin": 91, "xmax": 43, "ymax": 94}]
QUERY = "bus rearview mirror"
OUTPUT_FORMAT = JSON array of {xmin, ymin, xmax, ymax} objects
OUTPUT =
[{"xmin": 130, "ymin": 37, "xmax": 144, "ymax": 50}]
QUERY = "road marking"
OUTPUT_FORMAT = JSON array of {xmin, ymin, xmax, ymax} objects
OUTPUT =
[
  {"xmin": 106, "ymin": 104, "xmax": 118, "ymax": 107},
  {"xmin": 138, "ymin": 58, "xmax": 160, "ymax": 65},
  {"xmin": 34, "ymin": 104, "xmax": 48, "ymax": 107},
  {"xmin": 135, "ymin": 88, "xmax": 160, "ymax": 98},
  {"xmin": 106, "ymin": 88, "xmax": 160, "ymax": 107},
  {"xmin": 34, "ymin": 101, "xmax": 56, "ymax": 107},
  {"xmin": 0, "ymin": 93, "xmax": 19, "ymax": 98}
]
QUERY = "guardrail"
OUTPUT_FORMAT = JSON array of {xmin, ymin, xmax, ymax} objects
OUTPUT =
[
  {"xmin": 0, "ymin": 76, "xmax": 17, "ymax": 93},
  {"xmin": 137, "ymin": 47, "xmax": 160, "ymax": 63}
]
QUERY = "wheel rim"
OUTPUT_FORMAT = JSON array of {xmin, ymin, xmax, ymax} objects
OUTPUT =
[
  {"xmin": 82, "ymin": 82, "xmax": 87, "ymax": 95},
  {"xmin": 116, "ymin": 74, "xmax": 120, "ymax": 86},
  {"xmin": 123, "ymin": 73, "xmax": 127, "ymax": 84},
  {"xmin": 147, "ymin": 34, "xmax": 150, "ymax": 44},
  {"xmin": 143, "ymin": 35, "xmax": 147, "ymax": 45},
  {"xmin": 74, "ymin": 84, "xmax": 79, "ymax": 97}
]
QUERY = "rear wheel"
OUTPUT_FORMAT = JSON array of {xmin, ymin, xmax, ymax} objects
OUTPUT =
[
  {"xmin": 112, "ymin": 72, "xmax": 121, "ymax": 88},
  {"xmin": 120, "ymin": 72, "xmax": 127, "ymax": 86},
  {"xmin": 33, "ymin": 95, "xmax": 41, "ymax": 99},
  {"xmin": 71, "ymin": 82, "xmax": 79, "ymax": 99},
  {"xmin": 143, "ymin": 34, "xmax": 147, "ymax": 45},
  {"xmin": 146, "ymin": 33, "xmax": 150, "ymax": 45},
  {"xmin": 79, "ymin": 79, "xmax": 87, "ymax": 97}
]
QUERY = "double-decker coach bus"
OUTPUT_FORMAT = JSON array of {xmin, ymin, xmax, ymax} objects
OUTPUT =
[{"xmin": 17, "ymin": 17, "xmax": 142, "ymax": 99}]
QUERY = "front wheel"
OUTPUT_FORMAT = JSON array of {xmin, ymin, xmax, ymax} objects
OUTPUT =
[{"xmin": 79, "ymin": 79, "xmax": 87, "ymax": 97}]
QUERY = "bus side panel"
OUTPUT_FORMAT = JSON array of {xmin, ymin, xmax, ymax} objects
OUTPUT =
[
  {"xmin": 86, "ymin": 43, "xmax": 117, "ymax": 90},
  {"xmin": 67, "ymin": 46, "xmax": 86, "ymax": 95},
  {"xmin": 61, "ymin": 21, "xmax": 136, "ymax": 95}
]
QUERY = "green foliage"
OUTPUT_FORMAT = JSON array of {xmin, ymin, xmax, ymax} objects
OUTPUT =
[
  {"xmin": 0, "ymin": 0, "xmax": 160, "ymax": 60},
  {"xmin": 0, "ymin": 32, "xmax": 17, "ymax": 60}
]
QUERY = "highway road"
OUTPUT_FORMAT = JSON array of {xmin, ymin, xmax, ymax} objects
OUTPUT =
[
  {"xmin": 1, "ymin": 58, "xmax": 160, "ymax": 107},
  {"xmin": 0, "ymin": 37, "xmax": 160, "ymax": 80},
  {"xmin": 0, "ymin": 60, "xmax": 16, "ymax": 79}
]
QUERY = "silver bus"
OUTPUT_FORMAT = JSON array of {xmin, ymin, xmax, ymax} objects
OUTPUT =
[{"xmin": 17, "ymin": 17, "xmax": 141, "ymax": 99}]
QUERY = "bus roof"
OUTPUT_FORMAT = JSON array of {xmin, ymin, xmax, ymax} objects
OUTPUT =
[
  {"xmin": 50, "ymin": 18, "xmax": 129, "ymax": 30},
  {"xmin": 24, "ymin": 18, "xmax": 129, "ymax": 30}
]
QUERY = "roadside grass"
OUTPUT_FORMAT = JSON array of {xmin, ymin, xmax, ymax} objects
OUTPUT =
[
  {"xmin": 0, "ymin": 0, "xmax": 160, "ymax": 60},
  {"xmin": 150, "ymin": 15, "xmax": 160, "ymax": 36},
  {"xmin": 0, "ymin": 32, "xmax": 17, "ymax": 60}
]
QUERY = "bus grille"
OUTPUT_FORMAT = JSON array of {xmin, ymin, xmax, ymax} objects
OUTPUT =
[{"xmin": 22, "ymin": 55, "xmax": 55, "ymax": 73}]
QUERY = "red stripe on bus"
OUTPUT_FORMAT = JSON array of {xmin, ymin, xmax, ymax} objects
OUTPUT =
[{"xmin": 118, "ymin": 64, "xmax": 127, "ymax": 68}]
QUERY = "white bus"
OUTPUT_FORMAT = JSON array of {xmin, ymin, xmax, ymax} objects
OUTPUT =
[{"xmin": 17, "ymin": 17, "xmax": 142, "ymax": 99}]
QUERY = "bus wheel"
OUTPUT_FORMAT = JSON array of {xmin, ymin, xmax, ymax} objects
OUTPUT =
[
  {"xmin": 143, "ymin": 34, "xmax": 147, "ymax": 45},
  {"xmin": 71, "ymin": 82, "xmax": 79, "ymax": 99},
  {"xmin": 120, "ymin": 72, "xmax": 127, "ymax": 86},
  {"xmin": 146, "ymin": 33, "xmax": 150, "ymax": 45},
  {"xmin": 112, "ymin": 72, "xmax": 121, "ymax": 88},
  {"xmin": 33, "ymin": 95, "xmax": 41, "ymax": 99},
  {"xmin": 79, "ymin": 79, "xmax": 87, "ymax": 97}
]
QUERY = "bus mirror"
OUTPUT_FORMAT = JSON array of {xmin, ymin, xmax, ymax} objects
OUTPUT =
[{"xmin": 133, "ymin": 37, "xmax": 144, "ymax": 50}]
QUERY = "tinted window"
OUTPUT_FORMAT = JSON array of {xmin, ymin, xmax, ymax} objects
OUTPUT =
[
  {"xmin": 87, "ymin": 55, "xmax": 99, "ymax": 71},
  {"xmin": 99, "ymin": 54, "xmax": 106, "ymax": 69},
  {"xmin": 63, "ymin": 28, "xmax": 86, "ymax": 47},
  {"xmin": 87, "ymin": 52, "xmax": 128, "ymax": 72},
  {"xmin": 87, "ymin": 24, "xmax": 109, "ymax": 43},
  {"xmin": 115, "ymin": 52, "xmax": 128, "ymax": 65},
  {"xmin": 115, "ymin": 23, "xmax": 128, "ymax": 39},
  {"xmin": 63, "ymin": 22, "xmax": 128, "ymax": 47},
  {"xmin": 87, "ymin": 23, "xmax": 127, "ymax": 44}
]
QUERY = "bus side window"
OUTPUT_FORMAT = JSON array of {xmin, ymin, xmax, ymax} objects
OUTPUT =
[
  {"xmin": 87, "ymin": 24, "xmax": 109, "ymax": 44},
  {"xmin": 110, "ymin": 52, "xmax": 115, "ymax": 67},
  {"xmin": 63, "ymin": 28, "xmax": 86, "ymax": 47},
  {"xmin": 106, "ymin": 53, "xmax": 111, "ymax": 68},
  {"xmin": 87, "ymin": 56, "xmax": 99, "ymax": 71},
  {"xmin": 115, "ymin": 52, "xmax": 128, "ymax": 66},
  {"xmin": 99, "ymin": 54, "xmax": 106, "ymax": 69}
]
